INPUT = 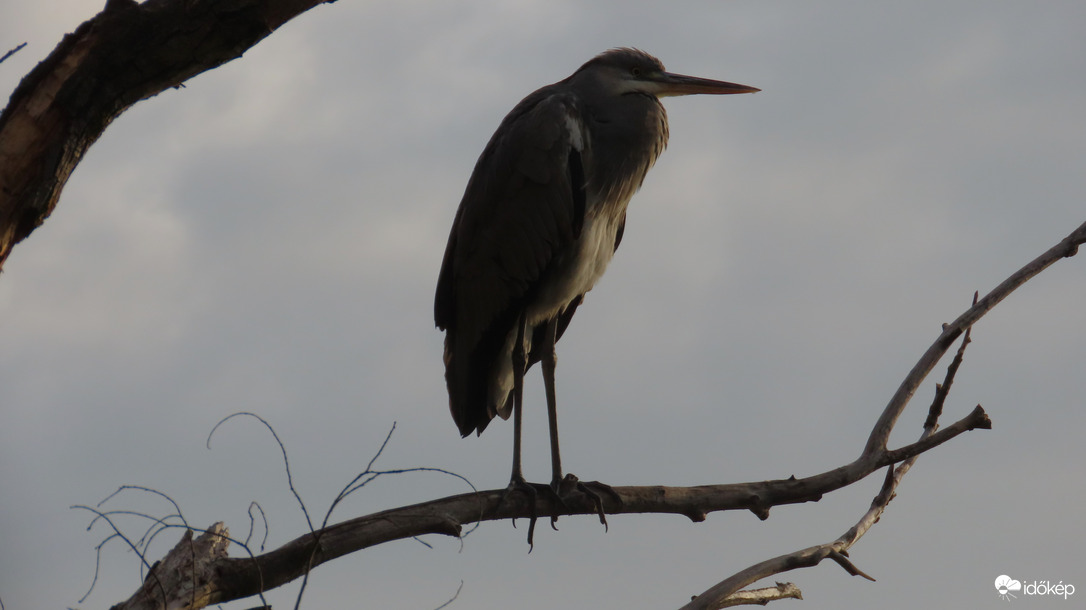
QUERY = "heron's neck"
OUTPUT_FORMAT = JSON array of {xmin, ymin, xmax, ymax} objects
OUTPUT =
[{"xmin": 585, "ymin": 95, "xmax": 668, "ymax": 206}]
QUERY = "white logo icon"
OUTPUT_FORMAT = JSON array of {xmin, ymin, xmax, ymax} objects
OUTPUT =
[{"xmin": 996, "ymin": 575, "xmax": 1022, "ymax": 601}]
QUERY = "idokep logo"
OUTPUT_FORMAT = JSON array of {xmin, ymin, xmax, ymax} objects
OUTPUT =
[
  {"xmin": 995, "ymin": 575, "xmax": 1022, "ymax": 600},
  {"xmin": 995, "ymin": 574, "xmax": 1075, "ymax": 601}
]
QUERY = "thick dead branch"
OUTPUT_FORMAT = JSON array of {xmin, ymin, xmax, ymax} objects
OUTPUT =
[
  {"xmin": 111, "ymin": 523, "xmax": 230, "ymax": 610},
  {"xmin": 0, "ymin": 0, "xmax": 336, "ymax": 271}
]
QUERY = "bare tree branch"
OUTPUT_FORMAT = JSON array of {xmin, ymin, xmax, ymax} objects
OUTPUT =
[
  {"xmin": 717, "ymin": 582, "xmax": 802, "ymax": 607},
  {"xmin": 110, "ymin": 523, "xmax": 232, "ymax": 610},
  {"xmin": 681, "ymin": 341, "xmax": 970, "ymax": 607},
  {"xmin": 90, "ymin": 223, "xmax": 1082, "ymax": 608},
  {"xmin": 863, "ymin": 221, "xmax": 1086, "ymax": 457},
  {"xmin": 0, "ymin": 0, "xmax": 337, "ymax": 271},
  {"xmin": 678, "ymin": 242, "xmax": 1086, "ymax": 608}
]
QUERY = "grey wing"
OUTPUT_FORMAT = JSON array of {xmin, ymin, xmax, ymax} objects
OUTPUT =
[{"xmin": 435, "ymin": 91, "xmax": 587, "ymax": 435}]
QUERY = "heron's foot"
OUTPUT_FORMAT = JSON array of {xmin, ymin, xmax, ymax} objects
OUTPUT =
[
  {"xmin": 500, "ymin": 475, "xmax": 561, "ymax": 548},
  {"xmin": 551, "ymin": 473, "xmax": 621, "ymax": 532}
]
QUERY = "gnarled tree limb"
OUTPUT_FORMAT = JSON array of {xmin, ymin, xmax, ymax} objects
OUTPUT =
[
  {"xmin": 0, "ymin": 0, "xmax": 336, "ymax": 271},
  {"xmin": 111, "ymin": 523, "xmax": 231, "ymax": 610}
]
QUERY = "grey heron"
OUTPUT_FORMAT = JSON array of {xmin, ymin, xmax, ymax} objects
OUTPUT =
[{"xmin": 435, "ymin": 48, "xmax": 758, "ymax": 529}]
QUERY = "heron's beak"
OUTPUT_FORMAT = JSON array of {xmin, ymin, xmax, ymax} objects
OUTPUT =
[{"xmin": 650, "ymin": 72, "xmax": 760, "ymax": 97}]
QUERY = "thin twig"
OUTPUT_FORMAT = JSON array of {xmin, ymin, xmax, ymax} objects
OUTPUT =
[
  {"xmin": 246, "ymin": 502, "xmax": 270, "ymax": 552},
  {"xmin": 433, "ymin": 580, "xmax": 465, "ymax": 610},
  {"xmin": 0, "ymin": 42, "xmax": 26, "ymax": 65},
  {"xmin": 75, "ymin": 490, "xmax": 271, "ymax": 609},
  {"xmin": 926, "ymin": 291, "xmax": 977, "ymax": 430},
  {"xmin": 72, "ymin": 505, "xmax": 170, "ymax": 607},
  {"xmin": 77, "ymin": 532, "xmax": 121, "ymax": 604},
  {"xmin": 208, "ymin": 412, "xmax": 315, "ymax": 532}
]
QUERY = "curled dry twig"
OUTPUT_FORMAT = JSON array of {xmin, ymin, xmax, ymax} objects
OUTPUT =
[
  {"xmin": 92, "ymin": 414, "xmax": 479, "ymax": 610},
  {"xmin": 72, "ymin": 489, "xmax": 271, "ymax": 610}
]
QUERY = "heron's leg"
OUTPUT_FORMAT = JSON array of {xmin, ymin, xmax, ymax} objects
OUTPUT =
[
  {"xmin": 539, "ymin": 316, "xmax": 564, "ymax": 489},
  {"xmin": 540, "ymin": 316, "xmax": 616, "ymax": 531},
  {"xmin": 509, "ymin": 311, "xmax": 528, "ymax": 484},
  {"xmin": 502, "ymin": 311, "xmax": 544, "ymax": 546}
]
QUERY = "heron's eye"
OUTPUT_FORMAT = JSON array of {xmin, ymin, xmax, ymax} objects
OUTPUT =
[{"xmin": 630, "ymin": 66, "xmax": 642, "ymax": 77}]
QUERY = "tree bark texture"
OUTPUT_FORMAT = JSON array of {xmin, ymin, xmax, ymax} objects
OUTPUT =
[{"xmin": 0, "ymin": 0, "xmax": 333, "ymax": 271}]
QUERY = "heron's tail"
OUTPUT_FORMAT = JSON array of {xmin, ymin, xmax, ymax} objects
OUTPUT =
[{"xmin": 444, "ymin": 334, "xmax": 502, "ymax": 437}]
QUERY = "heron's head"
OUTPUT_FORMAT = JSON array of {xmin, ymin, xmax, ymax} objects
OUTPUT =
[{"xmin": 574, "ymin": 48, "xmax": 759, "ymax": 99}]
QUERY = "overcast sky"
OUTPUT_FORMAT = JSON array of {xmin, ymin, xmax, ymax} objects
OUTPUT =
[{"xmin": 2, "ymin": 1, "xmax": 1084, "ymax": 608}]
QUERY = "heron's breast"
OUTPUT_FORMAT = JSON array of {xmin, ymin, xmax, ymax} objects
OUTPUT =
[{"xmin": 526, "ymin": 211, "xmax": 619, "ymax": 325}]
